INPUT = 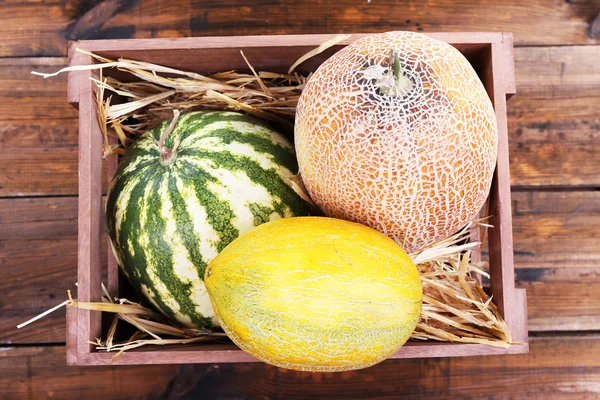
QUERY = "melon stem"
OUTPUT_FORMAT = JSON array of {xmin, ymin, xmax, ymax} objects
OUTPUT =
[
  {"xmin": 157, "ymin": 109, "xmax": 181, "ymax": 165},
  {"xmin": 378, "ymin": 49, "xmax": 413, "ymax": 98},
  {"xmin": 392, "ymin": 49, "xmax": 401, "ymax": 82}
]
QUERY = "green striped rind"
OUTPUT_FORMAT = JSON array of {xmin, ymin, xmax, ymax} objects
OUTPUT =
[{"xmin": 106, "ymin": 111, "xmax": 309, "ymax": 328}]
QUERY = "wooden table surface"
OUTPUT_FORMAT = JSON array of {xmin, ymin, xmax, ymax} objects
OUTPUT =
[{"xmin": 1, "ymin": 1, "xmax": 599, "ymax": 399}]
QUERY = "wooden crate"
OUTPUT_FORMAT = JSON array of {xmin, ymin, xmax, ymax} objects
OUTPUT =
[{"xmin": 66, "ymin": 33, "xmax": 528, "ymax": 366}]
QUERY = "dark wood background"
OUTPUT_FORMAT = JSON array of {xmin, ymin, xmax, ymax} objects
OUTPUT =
[{"xmin": 1, "ymin": 1, "xmax": 599, "ymax": 398}]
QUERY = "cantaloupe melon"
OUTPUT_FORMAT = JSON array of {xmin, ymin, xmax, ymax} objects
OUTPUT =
[
  {"xmin": 295, "ymin": 31, "xmax": 498, "ymax": 253},
  {"xmin": 204, "ymin": 217, "xmax": 422, "ymax": 372}
]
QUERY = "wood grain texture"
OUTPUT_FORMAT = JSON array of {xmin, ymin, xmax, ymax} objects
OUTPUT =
[
  {"xmin": 512, "ymin": 191, "xmax": 600, "ymax": 270},
  {"xmin": 0, "ymin": 59, "xmax": 80, "ymax": 197},
  {"xmin": 0, "ymin": 197, "xmax": 106, "ymax": 344},
  {"xmin": 1, "ymin": 345, "xmax": 179, "ymax": 400},
  {"xmin": 0, "ymin": 58, "xmax": 76, "ymax": 121},
  {"xmin": 0, "ymin": 0, "xmax": 596, "ymax": 393},
  {"xmin": 2, "ymin": 191, "xmax": 597, "ymax": 342},
  {"xmin": 164, "ymin": 335, "xmax": 600, "ymax": 399},
  {"xmin": 0, "ymin": 118, "xmax": 109, "ymax": 197},
  {"xmin": 511, "ymin": 191, "xmax": 600, "ymax": 331},
  {"xmin": 0, "ymin": 120, "xmax": 79, "ymax": 197},
  {"xmin": 520, "ymin": 268, "xmax": 600, "ymax": 331},
  {"xmin": 508, "ymin": 46, "xmax": 600, "ymax": 188},
  {"xmin": 2, "ymin": 238, "xmax": 79, "ymax": 344},
  {"xmin": 1, "ymin": 0, "xmax": 599, "ymax": 58},
  {"xmin": 167, "ymin": 334, "xmax": 600, "ymax": 399},
  {"xmin": 76, "ymin": 62, "xmax": 105, "ymax": 355},
  {"xmin": 486, "ymin": 40, "xmax": 516, "ymax": 332},
  {"xmin": 1, "ymin": 336, "xmax": 599, "ymax": 399}
]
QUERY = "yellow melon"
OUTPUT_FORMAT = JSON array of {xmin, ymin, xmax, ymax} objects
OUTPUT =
[
  {"xmin": 295, "ymin": 31, "xmax": 498, "ymax": 253},
  {"xmin": 204, "ymin": 217, "xmax": 422, "ymax": 372}
]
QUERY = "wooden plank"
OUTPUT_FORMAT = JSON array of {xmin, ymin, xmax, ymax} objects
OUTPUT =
[
  {"xmin": 513, "ymin": 46, "xmax": 599, "ymax": 99},
  {"xmin": 1, "ymin": 238, "xmax": 79, "ymax": 344},
  {"xmin": 0, "ymin": 197, "xmax": 106, "ymax": 344},
  {"xmin": 67, "ymin": 33, "xmax": 499, "ymax": 88},
  {"xmin": 0, "ymin": 120, "xmax": 79, "ymax": 197},
  {"xmin": 2, "ymin": 191, "xmax": 598, "ymax": 342},
  {"xmin": 502, "ymin": 32, "xmax": 516, "ymax": 97},
  {"xmin": 2, "ymin": 336, "xmax": 600, "ymax": 399},
  {"xmin": 0, "ymin": 58, "xmax": 76, "ymax": 121},
  {"xmin": 512, "ymin": 191, "xmax": 600, "ymax": 270},
  {"xmin": 0, "ymin": 346, "xmax": 179, "ymax": 400},
  {"xmin": 519, "ymin": 268, "xmax": 600, "ymax": 331},
  {"xmin": 0, "ymin": 118, "xmax": 109, "ymax": 197},
  {"xmin": 1, "ymin": 0, "xmax": 599, "ymax": 58},
  {"xmin": 67, "ymin": 293, "xmax": 526, "ymax": 365},
  {"xmin": 512, "ymin": 191, "xmax": 600, "ymax": 331},
  {"xmin": 509, "ymin": 46, "xmax": 600, "ymax": 188},
  {"xmin": 75, "ymin": 57, "xmax": 105, "ymax": 355},
  {"xmin": 0, "ymin": 58, "xmax": 79, "ymax": 197},
  {"xmin": 170, "ymin": 335, "xmax": 600, "ymax": 399},
  {"xmin": 0, "ymin": 45, "xmax": 597, "ymax": 196},
  {"xmin": 0, "ymin": 197, "xmax": 78, "ymax": 240},
  {"xmin": 486, "ymin": 40, "xmax": 517, "ymax": 333},
  {"xmin": 0, "ymin": 237, "xmax": 108, "ymax": 344}
]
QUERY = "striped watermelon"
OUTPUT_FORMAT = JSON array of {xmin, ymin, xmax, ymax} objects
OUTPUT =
[{"xmin": 106, "ymin": 111, "xmax": 310, "ymax": 328}]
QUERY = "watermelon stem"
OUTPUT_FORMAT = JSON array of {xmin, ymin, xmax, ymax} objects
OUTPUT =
[{"xmin": 157, "ymin": 109, "xmax": 181, "ymax": 165}]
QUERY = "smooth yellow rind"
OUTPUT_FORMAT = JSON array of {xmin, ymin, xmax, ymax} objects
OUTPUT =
[{"xmin": 205, "ymin": 217, "xmax": 423, "ymax": 372}]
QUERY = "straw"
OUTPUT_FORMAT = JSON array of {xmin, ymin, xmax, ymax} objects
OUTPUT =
[{"xmin": 31, "ymin": 36, "xmax": 348, "ymax": 157}]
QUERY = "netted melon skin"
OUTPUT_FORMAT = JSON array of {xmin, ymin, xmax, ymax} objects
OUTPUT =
[{"xmin": 295, "ymin": 31, "xmax": 498, "ymax": 253}]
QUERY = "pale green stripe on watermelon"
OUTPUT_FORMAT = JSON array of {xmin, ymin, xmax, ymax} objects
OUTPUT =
[
  {"xmin": 208, "ymin": 151, "xmax": 304, "ymax": 216},
  {"xmin": 173, "ymin": 175, "xmax": 220, "ymax": 264},
  {"xmin": 184, "ymin": 126, "xmax": 298, "ymax": 172},
  {"xmin": 202, "ymin": 165, "xmax": 283, "ymax": 235},
  {"xmin": 143, "ymin": 174, "xmax": 212, "ymax": 328},
  {"xmin": 112, "ymin": 163, "xmax": 154, "ymax": 247},
  {"xmin": 109, "ymin": 169, "xmax": 183, "ymax": 323},
  {"xmin": 181, "ymin": 136, "xmax": 296, "ymax": 186},
  {"xmin": 162, "ymin": 175, "xmax": 215, "ymax": 324},
  {"xmin": 175, "ymin": 158, "xmax": 240, "ymax": 253},
  {"xmin": 181, "ymin": 120, "xmax": 293, "ymax": 152},
  {"xmin": 166, "ymin": 174, "xmax": 205, "ymax": 272},
  {"xmin": 136, "ymin": 176, "xmax": 181, "ymax": 318}
]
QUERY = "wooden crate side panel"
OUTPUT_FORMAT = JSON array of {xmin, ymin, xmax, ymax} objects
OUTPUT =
[
  {"xmin": 66, "ymin": 305, "xmax": 79, "ymax": 365},
  {"xmin": 488, "ymin": 40, "xmax": 518, "ymax": 336},
  {"xmin": 69, "ymin": 276, "xmax": 527, "ymax": 366},
  {"xmin": 76, "ymin": 342, "xmax": 528, "ymax": 366},
  {"xmin": 106, "ymin": 136, "xmax": 120, "ymax": 298},
  {"xmin": 67, "ymin": 41, "xmax": 83, "ymax": 108},
  {"xmin": 75, "ymin": 32, "xmax": 504, "ymax": 52},
  {"xmin": 502, "ymin": 32, "xmax": 517, "ymax": 98},
  {"xmin": 76, "ymin": 56, "xmax": 104, "ymax": 355}
]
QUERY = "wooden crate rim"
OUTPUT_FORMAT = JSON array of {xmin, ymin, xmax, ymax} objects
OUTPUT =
[
  {"xmin": 67, "ymin": 32, "xmax": 516, "ymax": 106},
  {"xmin": 71, "ymin": 32, "xmax": 509, "ymax": 49},
  {"xmin": 68, "ymin": 32, "xmax": 527, "ymax": 366}
]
